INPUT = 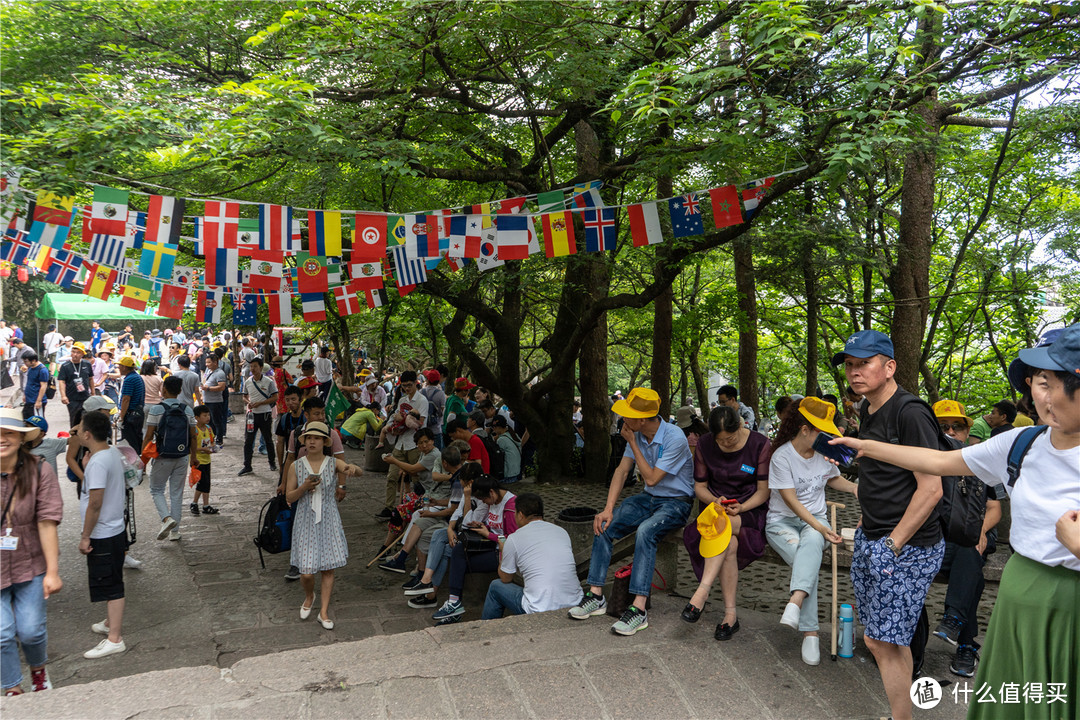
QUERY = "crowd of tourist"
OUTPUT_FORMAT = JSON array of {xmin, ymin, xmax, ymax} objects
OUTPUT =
[{"xmin": 1, "ymin": 319, "xmax": 1077, "ymax": 720}]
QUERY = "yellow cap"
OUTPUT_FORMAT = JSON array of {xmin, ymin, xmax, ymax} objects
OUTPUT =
[
  {"xmin": 798, "ymin": 397, "xmax": 842, "ymax": 437},
  {"xmin": 932, "ymin": 399, "xmax": 972, "ymax": 426},
  {"xmin": 696, "ymin": 504, "xmax": 732, "ymax": 558},
  {"xmin": 611, "ymin": 388, "xmax": 661, "ymax": 419},
  {"xmin": 116, "ymin": 356, "xmax": 137, "ymax": 368}
]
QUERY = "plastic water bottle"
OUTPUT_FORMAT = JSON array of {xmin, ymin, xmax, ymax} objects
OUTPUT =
[
  {"xmin": 839, "ymin": 603, "xmax": 854, "ymax": 658},
  {"xmin": 246, "ymin": 411, "xmax": 254, "ymax": 433}
]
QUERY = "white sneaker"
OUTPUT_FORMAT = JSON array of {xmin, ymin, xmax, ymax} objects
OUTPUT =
[
  {"xmin": 156, "ymin": 517, "xmax": 177, "ymax": 540},
  {"xmin": 84, "ymin": 638, "xmax": 126, "ymax": 659},
  {"xmin": 91, "ymin": 620, "xmax": 109, "ymax": 635},
  {"xmin": 123, "ymin": 555, "xmax": 143, "ymax": 570},
  {"xmin": 802, "ymin": 635, "xmax": 821, "ymax": 666},
  {"xmin": 780, "ymin": 602, "xmax": 801, "ymax": 631},
  {"xmin": 169, "ymin": 530, "xmax": 181, "ymax": 541}
]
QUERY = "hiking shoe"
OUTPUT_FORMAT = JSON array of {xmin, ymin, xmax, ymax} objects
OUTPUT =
[
  {"xmin": 284, "ymin": 566, "xmax": 301, "ymax": 581},
  {"xmin": 951, "ymin": 645, "xmax": 979, "ymax": 678},
  {"xmin": 30, "ymin": 668, "xmax": 51, "ymax": 692},
  {"xmin": 378, "ymin": 553, "xmax": 408, "ymax": 574},
  {"xmin": 432, "ymin": 599, "xmax": 465, "ymax": 620},
  {"xmin": 934, "ymin": 614, "xmax": 964, "ymax": 646},
  {"xmin": 84, "ymin": 638, "xmax": 126, "ymax": 659},
  {"xmin": 568, "ymin": 591, "xmax": 607, "ymax": 620},
  {"xmin": 237, "ymin": 467, "xmax": 254, "ymax": 477},
  {"xmin": 156, "ymin": 517, "xmax": 177, "ymax": 540},
  {"xmin": 404, "ymin": 581, "xmax": 434, "ymax": 597},
  {"xmin": 123, "ymin": 555, "xmax": 143, "ymax": 570},
  {"xmin": 408, "ymin": 595, "xmax": 437, "ymax": 609},
  {"xmin": 373, "ymin": 507, "xmax": 393, "ymax": 520},
  {"xmin": 190, "ymin": 503, "xmax": 200, "ymax": 515},
  {"xmin": 611, "ymin": 606, "xmax": 649, "ymax": 636}
]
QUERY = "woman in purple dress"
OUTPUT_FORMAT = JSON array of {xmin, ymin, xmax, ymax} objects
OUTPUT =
[{"xmin": 682, "ymin": 405, "xmax": 771, "ymax": 640}]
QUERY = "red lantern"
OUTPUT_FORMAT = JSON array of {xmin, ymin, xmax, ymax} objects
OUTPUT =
[
  {"xmin": 0, "ymin": 265, "xmax": 9, "ymax": 278},
  {"xmin": 17, "ymin": 266, "xmax": 28, "ymax": 282}
]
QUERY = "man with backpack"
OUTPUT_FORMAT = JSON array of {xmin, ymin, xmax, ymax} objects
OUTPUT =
[
  {"xmin": 835, "ymin": 330, "xmax": 944, "ymax": 720},
  {"xmin": 143, "ymin": 375, "xmax": 197, "ymax": 542},
  {"xmin": 420, "ymin": 370, "xmax": 446, "ymax": 450},
  {"xmin": 116, "ymin": 356, "xmax": 145, "ymax": 452}
]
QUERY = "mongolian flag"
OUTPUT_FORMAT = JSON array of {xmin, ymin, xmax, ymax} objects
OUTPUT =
[
  {"xmin": 495, "ymin": 214, "xmax": 530, "ymax": 260},
  {"xmin": 45, "ymin": 249, "xmax": 82, "ymax": 288},
  {"xmin": 82, "ymin": 262, "xmax": 117, "ymax": 301},
  {"xmin": 627, "ymin": 202, "xmax": 663, "ymax": 247},
  {"xmin": 121, "ymin": 275, "xmax": 154, "ymax": 311},
  {"xmin": 196, "ymin": 288, "xmax": 223, "ymax": 323},
  {"xmin": 267, "ymin": 292, "xmax": 293, "ymax": 325},
  {"xmin": 300, "ymin": 292, "xmax": 326, "ymax": 322},
  {"xmin": 708, "ymin": 185, "xmax": 743, "ymax": 228},
  {"xmin": 307, "ymin": 210, "xmax": 342, "ymax": 257},
  {"xmin": 203, "ymin": 201, "xmax": 239, "ymax": 249},
  {"xmin": 139, "ymin": 239, "xmax": 179, "ymax": 280},
  {"xmin": 352, "ymin": 212, "xmax": 388, "ymax": 261},
  {"xmin": 582, "ymin": 208, "xmax": 617, "ymax": 252},
  {"xmin": 541, "ymin": 210, "xmax": 576, "ymax": 258},
  {"xmin": 156, "ymin": 284, "xmax": 188, "ymax": 320},
  {"xmin": 333, "ymin": 283, "xmax": 363, "ymax": 315},
  {"xmin": 448, "ymin": 215, "xmax": 483, "ymax": 258},
  {"xmin": 258, "ymin": 203, "xmax": 291, "ymax": 252},
  {"xmin": 247, "ymin": 250, "xmax": 284, "ymax": 291},
  {"xmin": 145, "ymin": 195, "xmax": 185, "ymax": 245},
  {"xmin": 295, "ymin": 252, "xmax": 329, "ymax": 294},
  {"xmin": 32, "ymin": 191, "xmax": 74, "ymax": 227},
  {"xmin": 90, "ymin": 186, "xmax": 129, "ymax": 236}
]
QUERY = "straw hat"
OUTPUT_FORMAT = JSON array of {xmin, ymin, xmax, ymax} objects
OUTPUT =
[
  {"xmin": 72, "ymin": 342, "xmax": 88, "ymax": 353},
  {"xmin": 0, "ymin": 409, "xmax": 42, "ymax": 443},
  {"xmin": 932, "ymin": 399, "xmax": 972, "ymax": 427},
  {"xmin": 697, "ymin": 503, "xmax": 732, "ymax": 557},
  {"xmin": 675, "ymin": 406, "xmax": 697, "ymax": 429},
  {"xmin": 298, "ymin": 421, "xmax": 331, "ymax": 440},
  {"xmin": 797, "ymin": 397, "xmax": 842, "ymax": 437},
  {"xmin": 611, "ymin": 387, "xmax": 661, "ymax": 419}
]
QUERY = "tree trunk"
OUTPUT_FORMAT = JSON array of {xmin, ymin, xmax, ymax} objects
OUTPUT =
[
  {"xmin": 802, "ymin": 185, "xmax": 819, "ymax": 397},
  {"xmin": 733, "ymin": 236, "xmax": 759, "ymax": 422},
  {"xmin": 651, "ymin": 281, "xmax": 673, "ymax": 417}
]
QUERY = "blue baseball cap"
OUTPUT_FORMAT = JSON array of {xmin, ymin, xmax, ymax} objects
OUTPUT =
[
  {"xmin": 831, "ymin": 329, "xmax": 894, "ymax": 366},
  {"xmin": 25, "ymin": 415, "xmax": 48, "ymax": 435},
  {"xmin": 1010, "ymin": 323, "xmax": 1080, "ymax": 393}
]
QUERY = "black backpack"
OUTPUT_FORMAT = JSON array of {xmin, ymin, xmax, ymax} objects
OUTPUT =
[
  {"xmin": 254, "ymin": 494, "xmax": 294, "ymax": 568},
  {"xmin": 480, "ymin": 434, "xmax": 505, "ymax": 479},
  {"xmin": 156, "ymin": 403, "xmax": 191, "ymax": 458},
  {"xmin": 883, "ymin": 392, "xmax": 984, "ymax": 547}
]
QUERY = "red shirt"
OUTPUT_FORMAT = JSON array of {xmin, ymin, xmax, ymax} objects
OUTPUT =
[
  {"xmin": 273, "ymin": 367, "xmax": 293, "ymax": 413},
  {"xmin": 1, "ymin": 458, "xmax": 63, "ymax": 589},
  {"xmin": 468, "ymin": 433, "xmax": 490, "ymax": 474}
]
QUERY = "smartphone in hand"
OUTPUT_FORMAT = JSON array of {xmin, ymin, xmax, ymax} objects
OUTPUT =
[{"xmin": 811, "ymin": 431, "xmax": 857, "ymax": 466}]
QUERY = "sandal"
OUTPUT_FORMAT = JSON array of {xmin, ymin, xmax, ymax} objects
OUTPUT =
[
  {"xmin": 190, "ymin": 503, "xmax": 200, "ymax": 515},
  {"xmin": 201, "ymin": 505, "xmax": 220, "ymax": 515}
]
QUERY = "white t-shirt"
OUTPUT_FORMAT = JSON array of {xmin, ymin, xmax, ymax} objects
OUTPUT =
[
  {"xmin": 243, "ymin": 374, "xmax": 277, "ymax": 414},
  {"xmin": 80, "ymin": 447, "xmax": 127, "ymax": 539},
  {"xmin": 395, "ymin": 390, "xmax": 429, "ymax": 451},
  {"xmin": 499, "ymin": 520, "xmax": 584, "ymax": 614},
  {"xmin": 766, "ymin": 441, "xmax": 839, "ymax": 524},
  {"xmin": 43, "ymin": 331, "xmax": 63, "ymax": 355},
  {"xmin": 465, "ymin": 490, "xmax": 516, "ymax": 535},
  {"xmin": 962, "ymin": 427, "xmax": 1080, "ymax": 571},
  {"xmin": 313, "ymin": 357, "xmax": 334, "ymax": 383}
]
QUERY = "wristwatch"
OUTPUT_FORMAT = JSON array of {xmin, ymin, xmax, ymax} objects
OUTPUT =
[
  {"xmin": 337, "ymin": 485, "xmax": 346, "ymax": 490},
  {"xmin": 884, "ymin": 536, "xmax": 902, "ymax": 557}
]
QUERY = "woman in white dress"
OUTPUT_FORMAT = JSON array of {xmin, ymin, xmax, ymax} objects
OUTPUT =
[{"xmin": 284, "ymin": 422, "xmax": 363, "ymax": 629}]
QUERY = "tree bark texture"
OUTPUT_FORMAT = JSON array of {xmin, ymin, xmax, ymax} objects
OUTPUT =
[{"xmin": 733, "ymin": 236, "xmax": 760, "ymax": 422}]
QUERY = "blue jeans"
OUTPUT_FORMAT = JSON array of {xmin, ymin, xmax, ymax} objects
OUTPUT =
[
  {"xmin": 765, "ymin": 514, "xmax": 828, "ymax": 631},
  {"xmin": 1, "ymin": 575, "xmax": 48, "ymax": 690},
  {"xmin": 482, "ymin": 579, "xmax": 525, "ymax": 619},
  {"xmin": 586, "ymin": 492, "xmax": 692, "ymax": 598},
  {"xmin": 427, "ymin": 528, "xmax": 453, "ymax": 586}
]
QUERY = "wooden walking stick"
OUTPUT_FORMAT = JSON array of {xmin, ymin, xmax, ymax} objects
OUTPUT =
[
  {"xmin": 366, "ymin": 531, "xmax": 404, "ymax": 568},
  {"xmin": 827, "ymin": 500, "xmax": 845, "ymax": 661}
]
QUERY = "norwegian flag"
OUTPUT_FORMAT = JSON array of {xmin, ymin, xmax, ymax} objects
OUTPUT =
[
  {"xmin": 247, "ymin": 250, "xmax": 284, "ymax": 291},
  {"xmin": 45, "ymin": 249, "xmax": 82, "ymax": 288},
  {"xmin": 334, "ymin": 283, "xmax": 364, "ymax": 315},
  {"xmin": 267, "ymin": 292, "xmax": 293, "ymax": 325},
  {"xmin": 258, "ymin": 204, "xmax": 291, "ymax": 252},
  {"xmin": 203, "ymin": 201, "xmax": 239, "ymax": 249}
]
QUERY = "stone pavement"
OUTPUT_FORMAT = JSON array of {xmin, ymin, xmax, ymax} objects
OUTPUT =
[{"xmin": 4, "ymin": 401, "xmax": 987, "ymax": 717}]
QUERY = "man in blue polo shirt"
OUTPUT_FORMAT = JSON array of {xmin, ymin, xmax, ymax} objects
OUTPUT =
[{"xmin": 568, "ymin": 387, "xmax": 694, "ymax": 636}]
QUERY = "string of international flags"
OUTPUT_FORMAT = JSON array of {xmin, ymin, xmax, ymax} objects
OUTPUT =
[{"xmin": 0, "ymin": 166, "xmax": 799, "ymax": 325}]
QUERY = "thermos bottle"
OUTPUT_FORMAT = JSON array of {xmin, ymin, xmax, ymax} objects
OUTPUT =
[{"xmin": 839, "ymin": 603, "xmax": 854, "ymax": 658}]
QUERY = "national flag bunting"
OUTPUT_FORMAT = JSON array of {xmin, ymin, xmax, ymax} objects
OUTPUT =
[
  {"xmin": 300, "ymin": 292, "xmax": 326, "ymax": 321},
  {"xmin": 237, "ymin": 218, "xmax": 260, "ymax": 247},
  {"xmin": 1, "ymin": 235, "xmax": 33, "ymax": 265},
  {"xmin": 203, "ymin": 201, "xmax": 239, "ymax": 249},
  {"xmin": 27, "ymin": 219, "xmax": 69, "ymax": 250},
  {"xmin": 496, "ymin": 197, "xmax": 527, "ymax": 214},
  {"xmin": 475, "ymin": 226, "xmax": 504, "ymax": 272},
  {"xmin": 157, "ymin": 284, "xmax": 188, "ymax": 320},
  {"xmin": 233, "ymin": 294, "xmax": 258, "ymax": 326},
  {"xmin": 88, "ymin": 233, "xmax": 127, "ymax": 268},
  {"xmin": 541, "ymin": 210, "xmax": 576, "ymax": 257},
  {"xmin": 83, "ymin": 262, "xmax": 117, "ymax": 301},
  {"xmin": 196, "ymin": 289, "xmax": 223, "ymax": 323},
  {"xmin": 571, "ymin": 182, "xmax": 603, "ymax": 209},
  {"xmin": 402, "ymin": 214, "xmax": 430, "ymax": 259},
  {"xmin": 627, "ymin": 202, "xmax": 663, "ymax": 247},
  {"xmin": 448, "ymin": 214, "xmax": 483, "ymax": 258},
  {"xmin": 390, "ymin": 244, "xmax": 428, "ymax": 287},
  {"xmin": 583, "ymin": 207, "xmax": 617, "ymax": 252},
  {"xmin": 204, "ymin": 246, "xmax": 239, "ymax": 287},
  {"xmin": 258, "ymin": 204, "xmax": 291, "ymax": 252},
  {"xmin": 536, "ymin": 190, "xmax": 566, "ymax": 213},
  {"xmin": 33, "ymin": 191, "xmax": 74, "ymax": 227},
  {"xmin": 121, "ymin": 276, "xmax": 154, "ymax": 311},
  {"xmin": 708, "ymin": 185, "xmax": 743, "ymax": 228},
  {"xmin": 352, "ymin": 212, "xmax": 387, "ymax": 261},
  {"xmin": 91, "ymin": 186, "xmax": 129, "ymax": 236},
  {"xmin": 307, "ymin": 210, "xmax": 342, "ymax": 257},
  {"xmin": 139, "ymin": 239, "xmax": 179, "ymax": 280},
  {"xmin": 348, "ymin": 259, "xmax": 383, "ymax": 290},
  {"xmin": 267, "ymin": 292, "xmax": 293, "ymax": 325},
  {"xmin": 295, "ymin": 252, "xmax": 328, "ymax": 294},
  {"xmin": 668, "ymin": 193, "xmax": 704, "ymax": 238},
  {"xmin": 742, "ymin": 177, "xmax": 774, "ymax": 218},
  {"xmin": 333, "ymin": 283, "xmax": 363, "ymax": 315},
  {"xmin": 495, "ymin": 214, "xmax": 530, "ymax": 260},
  {"xmin": 364, "ymin": 286, "xmax": 388, "ymax": 309},
  {"xmin": 126, "ymin": 211, "xmax": 145, "ymax": 250},
  {"xmin": 45, "ymin": 250, "xmax": 82, "ymax": 288},
  {"xmin": 28, "ymin": 243, "xmax": 52, "ymax": 272},
  {"xmin": 247, "ymin": 250, "xmax": 284, "ymax": 291},
  {"xmin": 146, "ymin": 195, "xmax": 185, "ymax": 245}
]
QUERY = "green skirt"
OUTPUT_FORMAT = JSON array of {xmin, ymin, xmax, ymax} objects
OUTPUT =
[{"xmin": 969, "ymin": 553, "xmax": 1079, "ymax": 720}]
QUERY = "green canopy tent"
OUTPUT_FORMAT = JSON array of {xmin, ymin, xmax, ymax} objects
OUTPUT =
[{"xmin": 35, "ymin": 292, "xmax": 158, "ymax": 321}]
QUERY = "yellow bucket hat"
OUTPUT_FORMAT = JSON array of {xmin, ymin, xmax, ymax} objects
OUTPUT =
[
  {"xmin": 611, "ymin": 387, "xmax": 661, "ymax": 419},
  {"xmin": 697, "ymin": 503, "xmax": 732, "ymax": 558},
  {"xmin": 798, "ymin": 397, "xmax": 842, "ymax": 437},
  {"xmin": 932, "ymin": 399, "xmax": 972, "ymax": 427}
]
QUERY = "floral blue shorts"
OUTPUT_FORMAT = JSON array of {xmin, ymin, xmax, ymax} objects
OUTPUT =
[{"xmin": 850, "ymin": 528, "xmax": 944, "ymax": 646}]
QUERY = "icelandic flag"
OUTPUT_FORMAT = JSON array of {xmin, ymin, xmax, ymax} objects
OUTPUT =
[
  {"xmin": 667, "ymin": 193, "xmax": 704, "ymax": 238},
  {"xmin": 88, "ymin": 233, "xmax": 128, "ymax": 267},
  {"xmin": 258, "ymin": 204, "xmax": 291, "ymax": 252},
  {"xmin": 495, "ymin": 214, "xmax": 530, "ymax": 260},
  {"xmin": 582, "ymin": 208, "xmax": 617, "ymax": 252},
  {"xmin": 45, "ymin": 249, "xmax": 82, "ymax": 288}
]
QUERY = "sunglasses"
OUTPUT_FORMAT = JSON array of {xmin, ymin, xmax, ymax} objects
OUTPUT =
[{"xmin": 939, "ymin": 422, "xmax": 968, "ymax": 433}]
